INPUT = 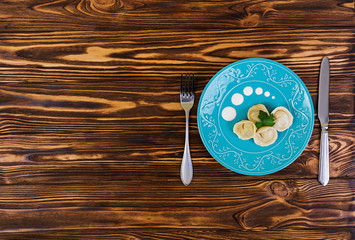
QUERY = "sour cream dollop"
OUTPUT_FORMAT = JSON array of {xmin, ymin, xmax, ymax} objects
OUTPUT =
[{"xmin": 222, "ymin": 107, "xmax": 237, "ymax": 121}]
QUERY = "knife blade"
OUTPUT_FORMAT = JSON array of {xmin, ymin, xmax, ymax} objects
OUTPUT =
[{"xmin": 318, "ymin": 56, "xmax": 330, "ymax": 186}]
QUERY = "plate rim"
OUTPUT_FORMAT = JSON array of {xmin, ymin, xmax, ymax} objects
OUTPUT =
[{"xmin": 197, "ymin": 58, "xmax": 315, "ymax": 175}]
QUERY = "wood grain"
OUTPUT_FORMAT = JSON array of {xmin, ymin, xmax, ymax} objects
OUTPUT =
[
  {"xmin": 0, "ymin": 229, "xmax": 354, "ymax": 240},
  {"xmin": 0, "ymin": 179, "xmax": 353, "ymax": 231},
  {"xmin": 0, "ymin": 28, "xmax": 354, "ymax": 79},
  {"xmin": 0, "ymin": 0, "xmax": 354, "ymax": 32},
  {"xmin": 0, "ymin": 126, "xmax": 354, "ymax": 186}
]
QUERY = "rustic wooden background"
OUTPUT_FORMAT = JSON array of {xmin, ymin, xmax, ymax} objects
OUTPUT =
[{"xmin": 0, "ymin": 0, "xmax": 354, "ymax": 239}]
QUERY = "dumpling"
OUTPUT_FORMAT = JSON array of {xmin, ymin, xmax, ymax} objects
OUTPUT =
[
  {"xmin": 233, "ymin": 120, "xmax": 256, "ymax": 140},
  {"xmin": 271, "ymin": 106, "xmax": 293, "ymax": 132},
  {"xmin": 254, "ymin": 126, "xmax": 278, "ymax": 147},
  {"xmin": 248, "ymin": 104, "xmax": 269, "ymax": 123}
]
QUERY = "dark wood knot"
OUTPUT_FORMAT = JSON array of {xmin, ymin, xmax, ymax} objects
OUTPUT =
[
  {"xmin": 241, "ymin": 13, "xmax": 261, "ymax": 27},
  {"xmin": 268, "ymin": 181, "xmax": 289, "ymax": 198},
  {"xmin": 89, "ymin": 0, "xmax": 124, "ymax": 12}
]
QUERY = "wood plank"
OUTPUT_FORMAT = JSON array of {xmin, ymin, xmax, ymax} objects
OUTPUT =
[
  {"xmin": 0, "ymin": 129, "xmax": 355, "ymax": 185},
  {"xmin": 0, "ymin": 179, "xmax": 353, "ymax": 231},
  {"xmin": 0, "ymin": 28, "xmax": 354, "ymax": 79},
  {"xmin": 0, "ymin": 229, "xmax": 354, "ymax": 240},
  {"xmin": 0, "ymin": 0, "xmax": 354, "ymax": 32},
  {"xmin": 0, "ymin": 74, "xmax": 352, "ymax": 125}
]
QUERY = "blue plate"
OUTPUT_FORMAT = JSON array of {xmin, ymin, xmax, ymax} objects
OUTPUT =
[{"xmin": 197, "ymin": 58, "xmax": 314, "ymax": 175}]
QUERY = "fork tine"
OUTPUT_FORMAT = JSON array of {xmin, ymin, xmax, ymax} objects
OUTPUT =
[
  {"xmin": 188, "ymin": 73, "xmax": 191, "ymax": 95},
  {"xmin": 180, "ymin": 73, "xmax": 183, "ymax": 94},
  {"xmin": 190, "ymin": 73, "xmax": 193, "ymax": 96},
  {"xmin": 192, "ymin": 73, "xmax": 195, "ymax": 95},
  {"xmin": 184, "ymin": 73, "xmax": 187, "ymax": 96}
]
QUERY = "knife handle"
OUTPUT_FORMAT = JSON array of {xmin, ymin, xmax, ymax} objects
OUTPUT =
[{"xmin": 319, "ymin": 125, "xmax": 329, "ymax": 186}]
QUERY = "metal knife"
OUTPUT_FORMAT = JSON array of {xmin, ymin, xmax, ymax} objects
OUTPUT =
[{"xmin": 318, "ymin": 57, "xmax": 330, "ymax": 186}]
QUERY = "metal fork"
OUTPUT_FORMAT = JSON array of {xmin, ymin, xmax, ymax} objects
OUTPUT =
[{"xmin": 180, "ymin": 73, "xmax": 195, "ymax": 186}]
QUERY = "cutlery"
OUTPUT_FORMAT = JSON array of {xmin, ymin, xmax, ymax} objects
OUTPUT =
[
  {"xmin": 180, "ymin": 73, "xmax": 195, "ymax": 186},
  {"xmin": 318, "ymin": 57, "xmax": 330, "ymax": 186}
]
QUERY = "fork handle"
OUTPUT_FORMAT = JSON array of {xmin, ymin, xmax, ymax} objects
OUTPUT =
[{"xmin": 181, "ymin": 110, "xmax": 193, "ymax": 186}]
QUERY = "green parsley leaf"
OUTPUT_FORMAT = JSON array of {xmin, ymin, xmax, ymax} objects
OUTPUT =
[
  {"xmin": 258, "ymin": 110, "xmax": 269, "ymax": 121},
  {"xmin": 263, "ymin": 113, "xmax": 275, "ymax": 126},
  {"xmin": 256, "ymin": 110, "xmax": 275, "ymax": 128},
  {"xmin": 255, "ymin": 122, "xmax": 263, "ymax": 128}
]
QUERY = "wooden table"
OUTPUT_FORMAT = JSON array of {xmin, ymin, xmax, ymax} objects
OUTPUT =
[{"xmin": 0, "ymin": 0, "xmax": 354, "ymax": 239}]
